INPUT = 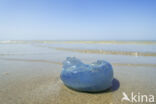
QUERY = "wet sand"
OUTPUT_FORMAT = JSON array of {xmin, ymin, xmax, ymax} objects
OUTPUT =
[{"xmin": 0, "ymin": 41, "xmax": 156, "ymax": 104}]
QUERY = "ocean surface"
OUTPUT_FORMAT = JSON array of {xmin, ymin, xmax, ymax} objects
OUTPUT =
[{"xmin": 0, "ymin": 40, "xmax": 156, "ymax": 104}]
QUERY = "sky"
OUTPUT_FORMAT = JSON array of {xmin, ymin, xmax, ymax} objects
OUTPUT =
[{"xmin": 0, "ymin": 0, "xmax": 156, "ymax": 40}]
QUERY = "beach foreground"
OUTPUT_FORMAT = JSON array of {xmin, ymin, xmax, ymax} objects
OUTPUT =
[{"xmin": 0, "ymin": 41, "xmax": 156, "ymax": 104}]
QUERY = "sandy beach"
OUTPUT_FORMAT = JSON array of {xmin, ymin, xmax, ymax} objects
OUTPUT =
[{"xmin": 0, "ymin": 40, "xmax": 156, "ymax": 104}]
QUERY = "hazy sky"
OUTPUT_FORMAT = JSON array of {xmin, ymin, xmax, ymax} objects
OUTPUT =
[{"xmin": 0, "ymin": 0, "xmax": 156, "ymax": 40}]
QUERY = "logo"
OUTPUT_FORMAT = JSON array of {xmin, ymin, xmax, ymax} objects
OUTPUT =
[{"xmin": 121, "ymin": 92, "xmax": 155, "ymax": 103}]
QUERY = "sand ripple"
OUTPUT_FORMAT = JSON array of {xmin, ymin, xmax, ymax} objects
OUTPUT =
[{"xmin": 0, "ymin": 57, "xmax": 156, "ymax": 67}]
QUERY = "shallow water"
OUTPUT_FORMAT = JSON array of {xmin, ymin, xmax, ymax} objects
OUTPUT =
[{"xmin": 0, "ymin": 40, "xmax": 156, "ymax": 104}]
